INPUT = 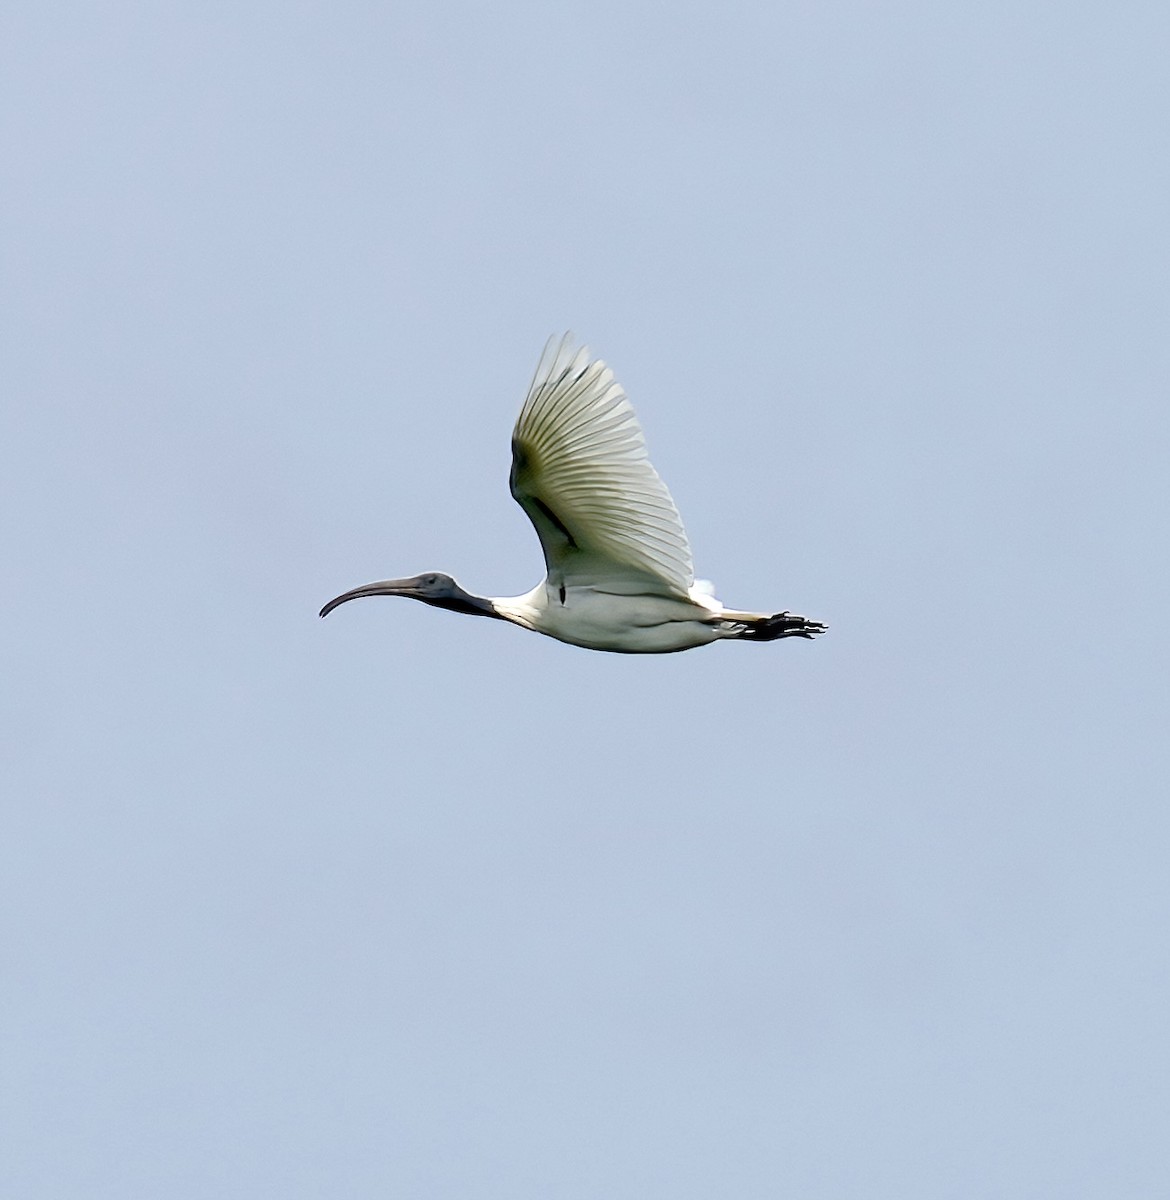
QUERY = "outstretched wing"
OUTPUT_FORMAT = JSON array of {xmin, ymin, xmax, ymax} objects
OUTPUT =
[{"xmin": 509, "ymin": 335, "xmax": 694, "ymax": 597}]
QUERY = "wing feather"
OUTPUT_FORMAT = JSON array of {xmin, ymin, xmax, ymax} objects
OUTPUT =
[{"xmin": 509, "ymin": 335, "xmax": 694, "ymax": 596}]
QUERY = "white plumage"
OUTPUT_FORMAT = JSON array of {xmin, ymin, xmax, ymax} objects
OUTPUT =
[
  {"xmin": 511, "ymin": 336, "xmax": 693, "ymax": 596},
  {"xmin": 320, "ymin": 335, "xmax": 826, "ymax": 654}
]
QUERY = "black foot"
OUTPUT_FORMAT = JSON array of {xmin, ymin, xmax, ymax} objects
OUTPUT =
[{"xmin": 737, "ymin": 611, "xmax": 828, "ymax": 641}]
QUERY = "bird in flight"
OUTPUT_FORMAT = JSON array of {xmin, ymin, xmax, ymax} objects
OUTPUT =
[{"xmin": 320, "ymin": 335, "xmax": 826, "ymax": 654}]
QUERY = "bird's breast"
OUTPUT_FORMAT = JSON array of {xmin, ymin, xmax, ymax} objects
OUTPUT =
[{"xmin": 532, "ymin": 586, "xmax": 720, "ymax": 654}]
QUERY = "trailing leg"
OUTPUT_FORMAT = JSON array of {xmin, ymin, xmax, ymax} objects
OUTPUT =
[{"xmin": 721, "ymin": 610, "xmax": 828, "ymax": 641}]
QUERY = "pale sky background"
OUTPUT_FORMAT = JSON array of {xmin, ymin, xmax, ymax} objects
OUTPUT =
[{"xmin": 4, "ymin": 3, "xmax": 1169, "ymax": 1197}]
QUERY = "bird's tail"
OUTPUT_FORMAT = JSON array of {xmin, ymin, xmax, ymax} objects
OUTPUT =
[{"xmin": 720, "ymin": 610, "xmax": 828, "ymax": 641}]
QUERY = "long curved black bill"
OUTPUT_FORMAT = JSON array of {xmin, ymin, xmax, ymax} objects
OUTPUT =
[{"xmin": 318, "ymin": 579, "xmax": 416, "ymax": 619}]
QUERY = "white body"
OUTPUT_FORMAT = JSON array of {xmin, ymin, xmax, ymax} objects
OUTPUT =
[{"xmin": 494, "ymin": 582, "xmax": 730, "ymax": 655}]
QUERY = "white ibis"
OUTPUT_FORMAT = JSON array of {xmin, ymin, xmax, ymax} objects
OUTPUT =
[{"xmin": 320, "ymin": 335, "xmax": 826, "ymax": 654}]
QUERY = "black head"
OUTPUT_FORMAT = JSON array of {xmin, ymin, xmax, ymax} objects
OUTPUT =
[{"xmin": 319, "ymin": 572, "xmax": 495, "ymax": 619}]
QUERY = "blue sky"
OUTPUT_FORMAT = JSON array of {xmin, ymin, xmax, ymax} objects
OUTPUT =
[{"xmin": 4, "ymin": 3, "xmax": 1169, "ymax": 1196}]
